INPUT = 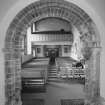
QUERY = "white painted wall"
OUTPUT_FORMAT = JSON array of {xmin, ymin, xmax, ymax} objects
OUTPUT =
[
  {"xmin": 71, "ymin": 26, "xmax": 83, "ymax": 61},
  {"xmin": 35, "ymin": 18, "xmax": 71, "ymax": 31},
  {"xmin": 21, "ymin": 54, "xmax": 33, "ymax": 64},
  {"xmin": 27, "ymin": 27, "xmax": 32, "ymax": 54},
  {"xmin": 0, "ymin": 0, "xmax": 105, "ymax": 104}
]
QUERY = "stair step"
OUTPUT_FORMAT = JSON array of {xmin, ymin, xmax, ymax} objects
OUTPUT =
[
  {"xmin": 49, "ymin": 73, "xmax": 57, "ymax": 75},
  {"xmin": 48, "ymin": 70, "xmax": 57, "ymax": 71},
  {"xmin": 49, "ymin": 75, "xmax": 57, "ymax": 77},
  {"xmin": 49, "ymin": 70, "xmax": 57, "ymax": 71},
  {"xmin": 48, "ymin": 78, "xmax": 59, "ymax": 82},
  {"xmin": 49, "ymin": 71, "xmax": 57, "ymax": 73},
  {"xmin": 49, "ymin": 69, "xmax": 56, "ymax": 71},
  {"xmin": 48, "ymin": 76, "xmax": 57, "ymax": 78},
  {"xmin": 50, "ymin": 67, "xmax": 56, "ymax": 69},
  {"xmin": 49, "ymin": 72, "xmax": 57, "ymax": 73},
  {"xmin": 48, "ymin": 74, "xmax": 57, "ymax": 76},
  {"xmin": 48, "ymin": 77, "xmax": 57, "ymax": 80},
  {"xmin": 48, "ymin": 72, "xmax": 57, "ymax": 74},
  {"xmin": 49, "ymin": 72, "xmax": 57, "ymax": 74}
]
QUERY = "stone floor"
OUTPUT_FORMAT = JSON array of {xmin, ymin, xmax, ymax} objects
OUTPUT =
[{"xmin": 22, "ymin": 81, "xmax": 85, "ymax": 105}]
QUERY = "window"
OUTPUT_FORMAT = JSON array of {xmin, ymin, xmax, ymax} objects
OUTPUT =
[
  {"xmin": 64, "ymin": 47, "xmax": 68, "ymax": 53},
  {"xmin": 37, "ymin": 48, "xmax": 41, "ymax": 53}
]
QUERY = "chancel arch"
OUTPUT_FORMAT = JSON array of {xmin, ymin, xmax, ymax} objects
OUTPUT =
[{"xmin": 4, "ymin": 0, "xmax": 101, "ymax": 105}]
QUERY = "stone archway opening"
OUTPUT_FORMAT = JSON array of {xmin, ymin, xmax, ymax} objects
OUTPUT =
[{"xmin": 4, "ymin": 0, "xmax": 101, "ymax": 105}]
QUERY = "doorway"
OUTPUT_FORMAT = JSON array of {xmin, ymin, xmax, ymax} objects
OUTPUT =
[
  {"xmin": 4, "ymin": 0, "xmax": 101, "ymax": 105},
  {"xmin": 45, "ymin": 48, "xmax": 59, "ymax": 58},
  {"xmin": 44, "ymin": 45, "xmax": 59, "ymax": 58}
]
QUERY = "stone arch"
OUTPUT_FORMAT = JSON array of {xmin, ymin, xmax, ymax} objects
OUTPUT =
[
  {"xmin": 5, "ymin": 0, "xmax": 92, "ymax": 48},
  {"xmin": 4, "ymin": 0, "xmax": 101, "ymax": 105}
]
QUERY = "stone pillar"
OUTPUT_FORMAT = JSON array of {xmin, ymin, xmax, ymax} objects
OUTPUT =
[
  {"xmin": 15, "ymin": 58, "xmax": 22, "ymax": 105},
  {"xmin": 85, "ymin": 46, "xmax": 101, "ymax": 104},
  {"xmin": 93, "ymin": 48, "xmax": 101, "ymax": 97},
  {"xmin": 85, "ymin": 55, "xmax": 93, "ymax": 100},
  {"xmin": 4, "ymin": 48, "xmax": 22, "ymax": 105}
]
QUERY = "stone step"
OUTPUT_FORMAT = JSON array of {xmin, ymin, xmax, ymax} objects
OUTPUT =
[
  {"xmin": 48, "ymin": 64, "xmax": 59, "ymax": 82},
  {"xmin": 49, "ymin": 72, "xmax": 57, "ymax": 74},
  {"xmin": 47, "ymin": 78, "xmax": 63, "ymax": 82},
  {"xmin": 48, "ymin": 75, "xmax": 57, "ymax": 77},
  {"xmin": 49, "ymin": 71, "xmax": 57, "ymax": 74},
  {"xmin": 48, "ymin": 74, "xmax": 57, "ymax": 76},
  {"xmin": 48, "ymin": 71, "xmax": 57, "ymax": 74}
]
